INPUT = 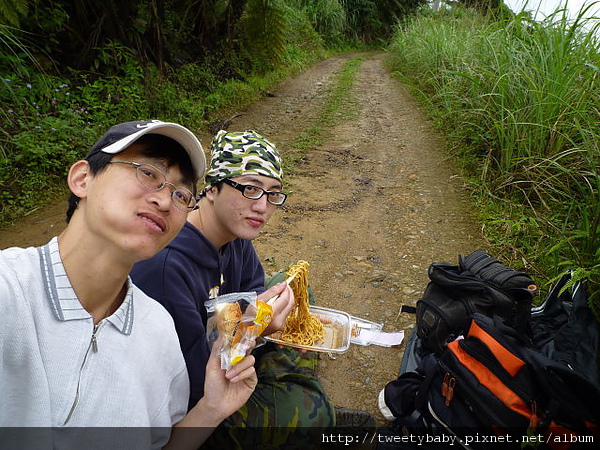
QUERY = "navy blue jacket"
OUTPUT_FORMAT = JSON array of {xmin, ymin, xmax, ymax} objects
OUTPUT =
[{"xmin": 131, "ymin": 221, "xmax": 265, "ymax": 410}]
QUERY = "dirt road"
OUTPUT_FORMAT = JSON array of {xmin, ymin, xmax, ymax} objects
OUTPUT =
[{"xmin": 0, "ymin": 52, "xmax": 485, "ymax": 424}]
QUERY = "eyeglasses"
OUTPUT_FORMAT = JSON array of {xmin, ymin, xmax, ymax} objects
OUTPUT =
[
  {"xmin": 222, "ymin": 178, "xmax": 287, "ymax": 206},
  {"xmin": 109, "ymin": 160, "xmax": 196, "ymax": 212}
]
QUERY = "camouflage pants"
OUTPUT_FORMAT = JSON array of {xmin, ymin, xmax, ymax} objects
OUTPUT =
[
  {"xmin": 202, "ymin": 274, "xmax": 335, "ymax": 449},
  {"xmin": 202, "ymin": 344, "xmax": 335, "ymax": 449}
]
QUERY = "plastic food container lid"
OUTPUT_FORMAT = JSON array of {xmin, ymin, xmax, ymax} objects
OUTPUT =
[{"xmin": 350, "ymin": 316, "xmax": 384, "ymax": 346}]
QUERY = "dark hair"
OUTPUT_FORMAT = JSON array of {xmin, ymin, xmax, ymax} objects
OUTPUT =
[
  {"xmin": 197, "ymin": 180, "xmax": 224, "ymax": 201},
  {"xmin": 65, "ymin": 134, "xmax": 196, "ymax": 222}
]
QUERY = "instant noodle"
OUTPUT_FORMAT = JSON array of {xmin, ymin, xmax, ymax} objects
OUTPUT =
[{"xmin": 279, "ymin": 260, "xmax": 325, "ymax": 346}]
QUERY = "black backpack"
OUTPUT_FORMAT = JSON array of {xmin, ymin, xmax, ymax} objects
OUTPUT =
[
  {"xmin": 416, "ymin": 249, "xmax": 537, "ymax": 354},
  {"xmin": 382, "ymin": 313, "xmax": 600, "ymax": 449},
  {"xmin": 530, "ymin": 273, "xmax": 600, "ymax": 388}
]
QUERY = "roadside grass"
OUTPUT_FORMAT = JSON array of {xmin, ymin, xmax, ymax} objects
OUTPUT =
[{"xmin": 387, "ymin": 5, "xmax": 600, "ymax": 313}]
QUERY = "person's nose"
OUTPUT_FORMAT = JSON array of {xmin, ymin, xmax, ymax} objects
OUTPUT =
[
  {"xmin": 148, "ymin": 186, "xmax": 173, "ymax": 211},
  {"xmin": 251, "ymin": 194, "xmax": 270, "ymax": 213}
]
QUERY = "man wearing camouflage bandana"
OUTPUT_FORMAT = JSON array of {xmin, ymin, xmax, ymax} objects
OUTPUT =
[
  {"xmin": 205, "ymin": 129, "xmax": 284, "ymax": 185},
  {"xmin": 131, "ymin": 130, "xmax": 336, "ymax": 448}
]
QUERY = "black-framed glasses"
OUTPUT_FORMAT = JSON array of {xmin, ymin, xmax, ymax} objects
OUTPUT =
[
  {"xmin": 109, "ymin": 160, "xmax": 196, "ymax": 212},
  {"xmin": 222, "ymin": 178, "xmax": 287, "ymax": 206}
]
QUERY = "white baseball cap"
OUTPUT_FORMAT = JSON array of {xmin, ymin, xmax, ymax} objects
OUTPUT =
[{"xmin": 87, "ymin": 120, "xmax": 206, "ymax": 178}]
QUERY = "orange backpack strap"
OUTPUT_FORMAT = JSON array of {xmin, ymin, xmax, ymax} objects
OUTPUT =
[
  {"xmin": 467, "ymin": 319, "xmax": 525, "ymax": 376},
  {"xmin": 447, "ymin": 339, "xmax": 531, "ymax": 418}
]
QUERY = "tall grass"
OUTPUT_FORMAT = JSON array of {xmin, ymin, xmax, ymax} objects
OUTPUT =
[{"xmin": 388, "ymin": 5, "xmax": 600, "ymax": 312}]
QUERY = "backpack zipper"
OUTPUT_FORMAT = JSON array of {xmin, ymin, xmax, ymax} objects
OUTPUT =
[{"xmin": 441, "ymin": 372, "xmax": 456, "ymax": 406}]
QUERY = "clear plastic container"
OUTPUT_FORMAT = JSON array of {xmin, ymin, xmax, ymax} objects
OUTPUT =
[
  {"xmin": 349, "ymin": 316, "xmax": 384, "ymax": 346},
  {"xmin": 265, "ymin": 305, "xmax": 352, "ymax": 353}
]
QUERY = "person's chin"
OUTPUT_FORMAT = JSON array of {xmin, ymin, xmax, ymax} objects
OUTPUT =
[
  {"xmin": 133, "ymin": 237, "xmax": 169, "ymax": 261},
  {"xmin": 239, "ymin": 228, "xmax": 262, "ymax": 241}
]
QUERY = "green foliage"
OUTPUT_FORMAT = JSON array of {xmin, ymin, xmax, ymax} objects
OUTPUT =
[
  {"xmin": 0, "ymin": 0, "xmax": 29, "ymax": 26},
  {"xmin": 92, "ymin": 41, "xmax": 139, "ymax": 76},
  {"xmin": 345, "ymin": 0, "xmax": 426, "ymax": 43},
  {"xmin": 19, "ymin": 2, "xmax": 69, "ymax": 59},
  {"xmin": 0, "ymin": 23, "xmax": 42, "ymax": 78},
  {"xmin": 71, "ymin": 68, "xmax": 146, "ymax": 125},
  {"xmin": 0, "ymin": 112, "xmax": 99, "ymax": 223},
  {"xmin": 239, "ymin": 0, "xmax": 289, "ymax": 70},
  {"xmin": 281, "ymin": 5, "xmax": 326, "ymax": 60},
  {"xmin": 304, "ymin": 0, "xmax": 347, "ymax": 43},
  {"xmin": 287, "ymin": 0, "xmax": 424, "ymax": 45},
  {"xmin": 388, "ymin": 5, "xmax": 600, "ymax": 315}
]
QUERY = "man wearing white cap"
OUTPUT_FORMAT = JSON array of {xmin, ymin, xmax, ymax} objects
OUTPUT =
[{"xmin": 0, "ymin": 120, "xmax": 258, "ymax": 449}]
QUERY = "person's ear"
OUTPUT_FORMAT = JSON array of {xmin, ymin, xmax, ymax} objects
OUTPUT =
[
  {"xmin": 67, "ymin": 160, "xmax": 91, "ymax": 199},
  {"xmin": 204, "ymin": 185, "xmax": 217, "ymax": 202}
]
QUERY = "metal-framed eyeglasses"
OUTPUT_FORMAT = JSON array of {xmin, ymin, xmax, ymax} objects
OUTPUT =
[
  {"xmin": 109, "ymin": 160, "xmax": 196, "ymax": 212},
  {"xmin": 222, "ymin": 178, "xmax": 287, "ymax": 206}
]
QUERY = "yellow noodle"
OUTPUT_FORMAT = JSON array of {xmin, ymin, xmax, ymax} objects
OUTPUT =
[{"xmin": 280, "ymin": 260, "xmax": 325, "ymax": 346}]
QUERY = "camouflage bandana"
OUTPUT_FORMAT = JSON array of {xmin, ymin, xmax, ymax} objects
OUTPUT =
[{"xmin": 204, "ymin": 129, "xmax": 283, "ymax": 186}]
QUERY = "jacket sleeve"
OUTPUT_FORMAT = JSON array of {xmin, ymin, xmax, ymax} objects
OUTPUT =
[{"xmin": 131, "ymin": 250, "xmax": 210, "ymax": 411}]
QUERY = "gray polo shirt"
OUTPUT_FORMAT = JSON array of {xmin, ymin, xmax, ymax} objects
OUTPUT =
[{"xmin": 0, "ymin": 237, "xmax": 189, "ymax": 449}]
